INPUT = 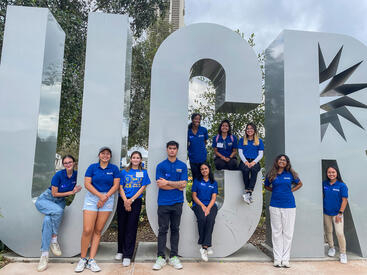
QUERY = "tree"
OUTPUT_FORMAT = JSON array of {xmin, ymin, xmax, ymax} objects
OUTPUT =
[
  {"xmin": 0, "ymin": 0, "xmax": 169, "ymax": 156},
  {"xmin": 189, "ymin": 32, "xmax": 265, "ymax": 167},
  {"xmin": 128, "ymin": 19, "xmax": 172, "ymax": 148}
]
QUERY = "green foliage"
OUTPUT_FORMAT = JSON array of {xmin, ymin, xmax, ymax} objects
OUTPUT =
[
  {"xmin": 128, "ymin": 19, "xmax": 173, "ymax": 148},
  {"xmin": 0, "ymin": 0, "xmax": 169, "ymax": 157},
  {"xmin": 189, "ymin": 32, "xmax": 265, "ymax": 168}
]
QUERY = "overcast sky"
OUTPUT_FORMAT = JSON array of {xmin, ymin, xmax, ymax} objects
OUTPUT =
[{"xmin": 185, "ymin": 0, "xmax": 367, "ymax": 54}]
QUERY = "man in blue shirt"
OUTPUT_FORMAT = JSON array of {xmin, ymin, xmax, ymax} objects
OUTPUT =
[{"xmin": 153, "ymin": 141, "xmax": 188, "ymax": 271}]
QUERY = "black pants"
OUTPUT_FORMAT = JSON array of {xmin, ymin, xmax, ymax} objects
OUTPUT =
[
  {"xmin": 157, "ymin": 203, "xmax": 183, "ymax": 258},
  {"xmin": 214, "ymin": 157, "xmax": 238, "ymax": 170},
  {"xmin": 190, "ymin": 162, "xmax": 204, "ymax": 180},
  {"xmin": 117, "ymin": 196, "xmax": 142, "ymax": 259},
  {"xmin": 192, "ymin": 204, "xmax": 218, "ymax": 247},
  {"xmin": 238, "ymin": 161, "xmax": 261, "ymax": 191}
]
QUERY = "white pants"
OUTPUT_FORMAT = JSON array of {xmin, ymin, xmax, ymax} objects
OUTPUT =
[{"xmin": 269, "ymin": 206, "xmax": 296, "ymax": 262}]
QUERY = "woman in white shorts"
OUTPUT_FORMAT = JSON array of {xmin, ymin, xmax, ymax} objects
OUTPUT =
[{"xmin": 75, "ymin": 147, "xmax": 120, "ymax": 273}]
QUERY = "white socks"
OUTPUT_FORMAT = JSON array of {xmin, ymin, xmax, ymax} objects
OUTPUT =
[
  {"xmin": 51, "ymin": 236, "xmax": 57, "ymax": 244},
  {"xmin": 41, "ymin": 251, "xmax": 49, "ymax": 257}
]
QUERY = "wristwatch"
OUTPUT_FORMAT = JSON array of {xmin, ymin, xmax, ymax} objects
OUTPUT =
[{"xmin": 338, "ymin": 211, "xmax": 343, "ymax": 215}]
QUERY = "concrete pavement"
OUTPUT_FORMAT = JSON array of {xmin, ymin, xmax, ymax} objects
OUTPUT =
[{"xmin": 1, "ymin": 261, "xmax": 367, "ymax": 275}]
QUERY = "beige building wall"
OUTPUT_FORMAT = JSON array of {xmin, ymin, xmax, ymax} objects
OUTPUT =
[{"xmin": 166, "ymin": 0, "xmax": 185, "ymax": 31}]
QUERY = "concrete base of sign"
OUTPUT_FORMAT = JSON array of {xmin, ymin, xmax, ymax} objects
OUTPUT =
[
  {"xmin": 260, "ymin": 243, "xmax": 366, "ymax": 261},
  {"xmin": 3, "ymin": 242, "xmax": 271, "ymax": 263},
  {"xmin": 134, "ymin": 242, "xmax": 271, "ymax": 262}
]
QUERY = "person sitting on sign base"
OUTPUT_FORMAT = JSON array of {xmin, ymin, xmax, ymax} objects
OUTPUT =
[{"xmin": 35, "ymin": 155, "xmax": 82, "ymax": 272}]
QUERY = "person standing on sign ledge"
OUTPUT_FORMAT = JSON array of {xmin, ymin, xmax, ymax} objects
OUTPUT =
[
  {"xmin": 323, "ymin": 165, "xmax": 348, "ymax": 264},
  {"xmin": 35, "ymin": 155, "xmax": 82, "ymax": 272},
  {"xmin": 115, "ymin": 151, "xmax": 151, "ymax": 267},
  {"xmin": 238, "ymin": 123, "xmax": 264, "ymax": 204},
  {"xmin": 264, "ymin": 154, "xmax": 303, "ymax": 268},
  {"xmin": 75, "ymin": 147, "xmax": 120, "ymax": 273},
  {"xmin": 212, "ymin": 119, "xmax": 238, "ymax": 170},
  {"xmin": 188, "ymin": 113, "xmax": 208, "ymax": 180},
  {"xmin": 191, "ymin": 162, "xmax": 218, "ymax": 262},
  {"xmin": 153, "ymin": 141, "xmax": 188, "ymax": 271}
]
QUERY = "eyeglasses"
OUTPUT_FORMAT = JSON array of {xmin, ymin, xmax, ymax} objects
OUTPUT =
[
  {"xmin": 63, "ymin": 161, "xmax": 74, "ymax": 165},
  {"xmin": 278, "ymin": 159, "xmax": 287, "ymax": 162}
]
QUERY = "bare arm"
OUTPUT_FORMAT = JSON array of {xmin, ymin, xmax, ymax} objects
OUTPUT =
[
  {"xmin": 206, "ymin": 193, "xmax": 217, "ymax": 210},
  {"xmin": 84, "ymin": 177, "xmax": 103, "ymax": 198},
  {"xmin": 291, "ymin": 181, "xmax": 303, "ymax": 192},
  {"xmin": 339, "ymin": 197, "xmax": 348, "ymax": 213},
  {"xmin": 265, "ymin": 185, "xmax": 272, "ymax": 192},
  {"xmin": 157, "ymin": 178, "xmax": 186, "ymax": 191},
  {"xmin": 229, "ymin": 148, "xmax": 237, "ymax": 159},
  {"xmin": 192, "ymin": 192, "xmax": 205, "ymax": 208},
  {"xmin": 51, "ymin": 185, "xmax": 81, "ymax": 197}
]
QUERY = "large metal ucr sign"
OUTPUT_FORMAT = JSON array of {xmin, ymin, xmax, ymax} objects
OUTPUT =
[{"xmin": 0, "ymin": 6, "xmax": 366, "ymax": 258}]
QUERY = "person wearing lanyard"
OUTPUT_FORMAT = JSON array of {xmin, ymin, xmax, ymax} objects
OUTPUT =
[
  {"xmin": 153, "ymin": 141, "xmax": 188, "ymax": 271},
  {"xmin": 115, "ymin": 151, "xmax": 151, "ymax": 267},
  {"xmin": 212, "ymin": 119, "xmax": 238, "ymax": 170},
  {"xmin": 75, "ymin": 147, "xmax": 120, "ymax": 273},
  {"xmin": 35, "ymin": 155, "xmax": 81, "ymax": 272},
  {"xmin": 188, "ymin": 113, "xmax": 208, "ymax": 180},
  {"xmin": 264, "ymin": 154, "xmax": 303, "ymax": 268},
  {"xmin": 238, "ymin": 123, "xmax": 264, "ymax": 204},
  {"xmin": 191, "ymin": 162, "xmax": 218, "ymax": 262},
  {"xmin": 323, "ymin": 165, "xmax": 348, "ymax": 264}
]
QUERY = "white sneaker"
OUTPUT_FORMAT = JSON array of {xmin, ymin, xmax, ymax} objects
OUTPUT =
[
  {"xmin": 74, "ymin": 258, "xmax": 88, "ymax": 273},
  {"xmin": 249, "ymin": 193, "xmax": 254, "ymax": 203},
  {"xmin": 50, "ymin": 242, "xmax": 62, "ymax": 256},
  {"xmin": 282, "ymin": 261, "xmax": 290, "ymax": 268},
  {"xmin": 207, "ymin": 248, "xmax": 214, "ymax": 255},
  {"xmin": 273, "ymin": 260, "xmax": 282, "ymax": 267},
  {"xmin": 169, "ymin": 256, "xmax": 183, "ymax": 269},
  {"xmin": 199, "ymin": 248, "xmax": 208, "ymax": 262},
  {"xmin": 152, "ymin": 256, "xmax": 166, "ymax": 270},
  {"xmin": 86, "ymin": 259, "xmax": 101, "ymax": 272},
  {"xmin": 242, "ymin": 193, "xmax": 250, "ymax": 204},
  {"xmin": 115, "ymin": 253, "xmax": 123, "ymax": 260},
  {"xmin": 340, "ymin": 253, "xmax": 347, "ymax": 264},
  {"xmin": 328, "ymin": 247, "xmax": 336, "ymax": 257},
  {"xmin": 37, "ymin": 255, "xmax": 48, "ymax": 272},
  {"xmin": 122, "ymin": 258, "xmax": 131, "ymax": 267}
]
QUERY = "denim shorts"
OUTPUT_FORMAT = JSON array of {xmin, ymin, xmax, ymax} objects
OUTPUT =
[{"xmin": 82, "ymin": 191, "xmax": 115, "ymax": 212}]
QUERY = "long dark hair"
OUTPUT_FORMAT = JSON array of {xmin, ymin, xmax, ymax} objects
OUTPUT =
[
  {"xmin": 62, "ymin": 154, "xmax": 75, "ymax": 163},
  {"xmin": 188, "ymin": 113, "xmax": 201, "ymax": 129},
  {"xmin": 199, "ymin": 162, "xmax": 215, "ymax": 183},
  {"xmin": 325, "ymin": 165, "xmax": 343, "ymax": 182},
  {"xmin": 125, "ymin": 151, "xmax": 143, "ymax": 172},
  {"xmin": 266, "ymin": 154, "xmax": 298, "ymax": 183},
  {"xmin": 217, "ymin": 119, "xmax": 232, "ymax": 136}
]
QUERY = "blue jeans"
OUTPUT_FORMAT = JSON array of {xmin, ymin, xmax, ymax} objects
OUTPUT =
[{"xmin": 35, "ymin": 189, "xmax": 66, "ymax": 252}]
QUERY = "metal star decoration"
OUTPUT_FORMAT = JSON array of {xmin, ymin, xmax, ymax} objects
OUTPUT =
[{"xmin": 319, "ymin": 43, "xmax": 367, "ymax": 140}]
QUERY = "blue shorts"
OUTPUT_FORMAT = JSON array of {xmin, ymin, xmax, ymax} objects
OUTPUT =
[{"xmin": 82, "ymin": 191, "xmax": 115, "ymax": 212}]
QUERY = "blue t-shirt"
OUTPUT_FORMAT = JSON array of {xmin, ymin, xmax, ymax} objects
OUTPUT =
[
  {"xmin": 120, "ymin": 168, "xmax": 151, "ymax": 199},
  {"xmin": 238, "ymin": 138, "xmax": 264, "ymax": 159},
  {"xmin": 48, "ymin": 169, "xmax": 77, "ymax": 193},
  {"xmin": 85, "ymin": 163, "xmax": 120, "ymax": 192},
  {"xmin": 212, "ymin": 134, "xmax": 238, "ymax": 158},
  {"xmin": 192, "ymin": 178, "xmax": 218, "ymax": 206},
  {"xmin": 156, "ymin": 158, "xmax": 188, "ymax": 206},
  {"xmin": 188, "ymin": 126, "xmax": 208, "ymax": 163},
  {"xmin": 264, "ymin": 171, "xmax": 300, "ymax": 208},
  {"xmin": 323, "ymin": 180, "xmax": 348, "ymax": 216}
]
